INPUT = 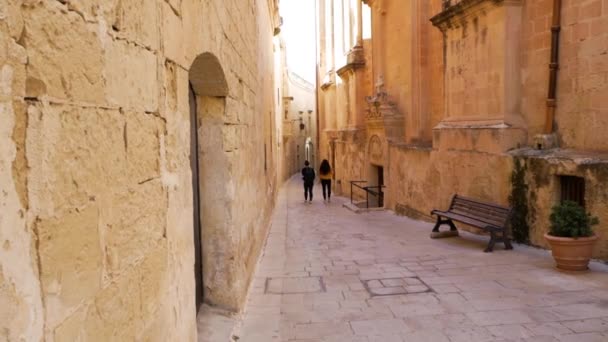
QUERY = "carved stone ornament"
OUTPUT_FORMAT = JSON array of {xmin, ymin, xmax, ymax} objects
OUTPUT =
[
  {"xmin": 365, "ymin": 77, "xmax": 393, "ymax": 120},
  {"xmin": 368, "ymin": 135, "xmax": 383, "ymax": 163}
]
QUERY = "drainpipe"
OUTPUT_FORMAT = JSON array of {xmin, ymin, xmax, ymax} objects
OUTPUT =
[{"xmin": 544, "ymin": 0, "xmax": 562, "ymax": 134}]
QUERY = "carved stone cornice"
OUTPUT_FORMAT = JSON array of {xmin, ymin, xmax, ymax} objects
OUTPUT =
[
  {"xmin": 320, "ymin": 81, "xmax": 334, "ymax": 91},
  {"xmin": 320, "ymin": 70, "xmax": 335, "ymax": 91},
  {"xmin": 336, "ymin": 128, "xmax": 366, "ymax": 144},
  {"xmin": 347, "ymin": 46, "xmax": 366, "ymax": 66},
  {"xmin": 324, "ymin": 129, "xmax": 340, "ymax": 140},
  {"xmin": 431, "ymin": 0, "xmax": 523, "ymax": 30},
  {"xmin": 336, "ymin": 47, "xmax": 366, "ymax": 78},
  {"xmin": 362, "ymin": 0, "xmax": 385, "ymax": 13}
]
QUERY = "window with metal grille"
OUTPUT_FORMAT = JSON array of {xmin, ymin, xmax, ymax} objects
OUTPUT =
[{"xmin": 560, "ymin": 176, "xmax": 585, "ymax": 207}]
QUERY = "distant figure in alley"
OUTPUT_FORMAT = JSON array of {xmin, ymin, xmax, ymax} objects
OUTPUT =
[
  {"xmin": 319, "ymin": 159, "xmax": 332, "ymax": 202},
  {"xmin": 301, "ymin": 160, "xmax": 316, "ymax": 203}
]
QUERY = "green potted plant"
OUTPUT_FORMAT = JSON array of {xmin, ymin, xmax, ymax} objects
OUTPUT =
[{"xmin": 544, "ymin": 200, "xmax": 599, "ymax": 271}]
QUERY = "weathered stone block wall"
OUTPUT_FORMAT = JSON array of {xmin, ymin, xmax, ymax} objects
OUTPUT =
[
  {"xmin": 522, "ymin": 0, "xmax": 608, "ymax": 150},
  {"xmin": 1, "ymin": 0, "xmax": 279, "ymax": 340},
  {"xmin": 333, "ymin": 133, "xmax": 367, "ymax": 196},
  {"xmin": 389, "ymin": 0, "xmax": 608, "ymax": 258},
  {"xmin": 319, "ymin": 0, "xmax": 608, "ymax": 262},
  {"xmin": 372, "ymin": 0, "xmax": 413, "ymax": 128},
  {"xmin": 443, "ymin": 6, "xmax": 508, "ymax": 121},
  {"xmin": 514, "ymin": 154, "xmax": 608, "ymax": 259},
  {"xmin": 423, "ymin": 0, "xmax": 446, "ymax": 143},
  {"xmin": 387, "ymin": 146, "xmax": 513, "ymax": 221}
]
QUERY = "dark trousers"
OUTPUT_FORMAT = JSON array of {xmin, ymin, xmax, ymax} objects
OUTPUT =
[
  {"xmin": 304, "ymin": 182, "xmax": 313, "ymax": 201},
  {"xmin": 321, "ymin": 179, "xmax": 331, "ymax": 199}
]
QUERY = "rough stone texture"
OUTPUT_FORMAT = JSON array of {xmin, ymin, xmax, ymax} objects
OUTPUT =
[
  {"xmin": 524, "ymin": 0, "xmax": 608, "ymax": 150},
  {"xmin": 318, "ymin": 0, "xmax": 608, "ymax": 260},
  {"xmin": 1, "ymin": 0, "xmax": 282, "ymax": 340},
  {"xmin": 510, "ymin": 149, "xmax": 608, "ymax": 259},
  {"xmin": 0, "ymin": 27, "xmax": 44, "ymax": 342}
]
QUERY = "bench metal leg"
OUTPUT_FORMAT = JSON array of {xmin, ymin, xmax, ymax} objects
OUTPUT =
[
  {"xmin": 504, "ymin": 235, "xmax": 513, "ymax": 250},
  {"xmin": 484, "ymin": 231, "xmax": 496, "ymax": 253},
  {"xmin": 432, "ymin": 217, "xmax": 458, "ymax": 233},
  {"xmin": 447, "ymin": 220, "xmax": 457, "ymax": 231},
  {"xmin": 432, "ymin": 216, "xmax": 442, "ymax": 232}
]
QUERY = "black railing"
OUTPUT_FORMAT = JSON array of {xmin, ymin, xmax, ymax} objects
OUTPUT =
[
  {"xmin": 350, "ymin": 181, "xmax": 386, "ymax": 209},
  {"xmin": 350, "ymin": 181, "xmax": 367, "ymax": 204}
]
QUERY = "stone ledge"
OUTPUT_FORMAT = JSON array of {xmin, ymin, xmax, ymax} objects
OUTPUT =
[
  {"xmin": 432, "ymin": 123, "xmax": 527, "ymax": 154},
  {"xmin": 509, "ymin": 148, "xmax": 608, "ymax": 165},
  {"xmin": 431, "ymin": 0, "xmax": 522, "ymax": 29},
  {"xmin": 343, "ymin": 201, "xmax": 385, "ymax": 214},
  {"xmin": 336, "ymin": 48, "xmax": 366, "ymax": 77}
]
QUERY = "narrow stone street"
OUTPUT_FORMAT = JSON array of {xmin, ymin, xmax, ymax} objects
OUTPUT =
[{"xmin": 234, "ymin": 177, "xmax": 608, "ymax": 342}]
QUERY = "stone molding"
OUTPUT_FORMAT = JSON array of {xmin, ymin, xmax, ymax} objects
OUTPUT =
[
  {"xmin": 336, "ymin": 47, "xmax": 366, "ymax": 78},
  {"xmin": 431, "ymin": 0, "xmax": 523, "ymax": 30},
  {"xmin": 362, "ymin": 0, "xmax": 386, "ymax": 14},
  {"xmin": 336, "ymin": 127, "xmax": 366, "ymax": 144},
  {"xmin": 320, "ymin": 70, "xmax": 335, "ymax": 91}
]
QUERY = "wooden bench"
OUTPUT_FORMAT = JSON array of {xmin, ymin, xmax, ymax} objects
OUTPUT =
[{"xmin": 431, "ymin": 195, "xmax": 513, "ymax": 252}]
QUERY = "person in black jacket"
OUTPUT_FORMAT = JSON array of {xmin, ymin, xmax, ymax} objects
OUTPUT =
[{"xmin": 301, "ymin": 160, "xmax": 315, "ymax": 203}]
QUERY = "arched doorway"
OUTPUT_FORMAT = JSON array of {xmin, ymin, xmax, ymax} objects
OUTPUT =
[
  {"xmin": 188, "ymin": 53, "xmax": 229, "ymax": 312},
  {"xmin": 305, "ymin": 137, "xmax": 313, "ymax": 166}
]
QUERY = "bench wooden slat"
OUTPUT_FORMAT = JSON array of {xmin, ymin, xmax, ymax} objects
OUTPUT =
[
  {"xmin": 436, "ymin": 211, "xmax": 503, "ymax": 231},
  {"xmin": 451, "ymin": 201, "xmax": 509, "ymax": 215},
  {"xmin": 450, "ymin": 209, "xmax": 506, "ymax": 227},
  {"xmin": 451, "ymin": 200, "xmax": 510, "ymax": 213},
  {"xmin": 450, "ymin": 195, "xmax": 510, "ymax": 211},
  {"xmin": 451, "ymin": 203, "xmax": 508, "ymax": 216},
  {"xmin": 431, "ymin": 194, "xmax": 513, "ymax": 252},
  {"xmin": 451, "ymin": 207, "xmax": 508, "ymax": 222}
]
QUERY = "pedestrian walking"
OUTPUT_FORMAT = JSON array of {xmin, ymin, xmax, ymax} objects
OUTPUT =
[
  {"xmin": 301, "ymin": 160, "xmax": 315, "ymax": 203},
  {"xmin": 319, "ymin": 159, "xmax": 332, "ymax": 202}
]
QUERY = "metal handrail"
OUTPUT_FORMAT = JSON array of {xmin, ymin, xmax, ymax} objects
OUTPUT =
[
  {"xmin": 349, "ymin": 181, "xmax": 386, "ymax": 209},
  {"xmin": 363, "ymin": 185, "xmax": 385, "ymax": 195},
  {"xmin": 350, "ymin": 181, "xmax": 367, "ymax": 204}
]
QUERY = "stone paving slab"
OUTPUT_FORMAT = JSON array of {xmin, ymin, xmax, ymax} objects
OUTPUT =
[{"xmin": 233, "ymin": 177, "xmax": 608, "ymax": 342}]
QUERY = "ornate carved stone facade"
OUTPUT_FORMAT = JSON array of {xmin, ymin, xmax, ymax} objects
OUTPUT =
[{"xmin": 317, "ymin": 0, "xmax": 608, "ymax": 259}]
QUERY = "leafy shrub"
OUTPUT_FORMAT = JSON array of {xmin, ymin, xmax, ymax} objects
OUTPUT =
[
  {"xmin": 509, "ymin": 158, "xmax": 529, "ymax": 243},
  {"xmin": 549, "ymin": 201, "xmax": 599, "ymax": 238}
]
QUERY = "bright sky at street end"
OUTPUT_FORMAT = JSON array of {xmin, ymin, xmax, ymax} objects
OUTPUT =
[{"xmin": 280, "ymin": 0, "xmax": 317, "ymax": 84}]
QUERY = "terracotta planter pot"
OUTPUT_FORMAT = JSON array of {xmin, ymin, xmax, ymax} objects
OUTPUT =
[{"xmin": 544, "ymin": 233, "xmax": 598, "ymax": 271}]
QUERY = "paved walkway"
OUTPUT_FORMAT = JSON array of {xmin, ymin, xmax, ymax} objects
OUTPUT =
[{"xmin": 234, "ymin": 177, "xmax": 608, "ymax": 342}]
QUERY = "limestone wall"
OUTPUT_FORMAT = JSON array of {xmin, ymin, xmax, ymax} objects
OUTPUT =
[
  {"xmin": 522, "ymin": 0, "xmax": 608, "ymax": 150},
  {"xmin": 387, "ymin": 146, "xmax": 513, "ymax": 221},
  {"xmin": 515, "ymin": 152, "xmax": 608, "ymax": 259},
  {"xmin": 318, "ymin": 0, "xmax": 608, "ymax": 260},
  {"xmin": 0, "ymin": 0, "xmax": 280, "ymax": 340}
]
